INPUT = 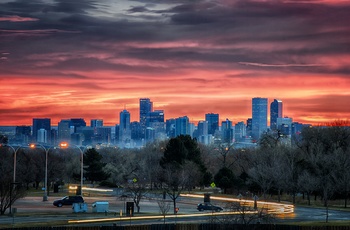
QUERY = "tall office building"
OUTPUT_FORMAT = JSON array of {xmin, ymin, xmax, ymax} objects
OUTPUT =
[
  {"xmin": 221, "ymin": 119, "xmax": 233, "ymax": 143},
  {"xmin": 15, "ymin": 125, "xmax": 31, "ymax": 144},
  {"xmin": 58, "ymin": 119, "xmax": 71, "ymax": 143},
  {"xmin": 37, "ymin": 128, "xmax": 47, "ymax": 143},
  {"xmin": 130, "ymin": 121, "xmax": 142, "ymax": 141},
  {"xmin": 197, "ymin": 121, "xmax": 208, "ymax": 136},
  {"xmin": 196, "ymin": 121, "xmax": 209, "ymax": 144},
  {"xmin": 246, "ymin": 118, "xmax": 252, "ymax": 137},
  {"xmin": 32, "ymin": 118, "xmax": 51, "ymax": 142},
  {"xmin": 175, "ymin": 116, "xmax": 189, "ymax": 136},
  {"xmin": 166, "ymin": 119, "xmax": 176, "ymax": 138},
  {"xmin": 91, "ymin": 119, "xmax": 103, "ymax": 128},
  {"xmin": 252, "ymin": 97, "xmax": 268, "ymax": 141},
  {"xmin": 205, "ymin": 113, "xmax": 219, "ymax": 135},
  {"xmin": 235, "ymin": 121, "xmax": 246, "ymax": 142},
  {"xmin": 277, "ymin": 117, "xmax": 293, "ymax": 136},
  {"xmin": 96, "ymin": 127, "xmax": 111, "ymax": 143},
  {"xmin": 147, "ymin": 110, "xmax": 165, "ymax": 140},
  {"xmin": 119, "ymin": 109, "xmax": 131, "ymax": 144},
  {"xmin": 115, "ymin": 125, "xmax": 120, "ymax": 144},
  {"xmin": 70, "ymin": 118, "xmax": 86, "ymax": 133},
  {"xmin": 140, "ymin": 98, "xmax": 153, "ymax": 138},
  {"xmin": 270, "ymin": 99, "xmax": 283, "ymax": 131}
]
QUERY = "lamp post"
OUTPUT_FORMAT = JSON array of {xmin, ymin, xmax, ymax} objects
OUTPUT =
[
  {"xmin": 0, "ymin": 145, "xmax": 23, "ymax": 183},
  {"xmin": 59, "ymin": 142, "xmax": 87, "ymax": 196},
  {"xmin": 30, "ymin": 143, "xmax": 52, "ymax": 201}
]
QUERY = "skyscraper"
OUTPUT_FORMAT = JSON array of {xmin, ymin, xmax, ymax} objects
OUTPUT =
[
  {"xmin": 197, "ymin": 121, "xmax": 208, "ymax": 136},
  {"xmin": 175, "ymin": 116, "xmax": 189, "ymax": 136},
  {"xmin": 37, "ymin": 128, "xmax": 47, "ymax": 143},
  {"xmin": 147, "ymin": 110, "xmax": 165, "ymax": 140},
  {"xmin": 91, "ymin": 119, "xmax": 103, "ymax": 128},
  {"xmin": 270, "ymin": 99, "xmax": 283, "ymax": 131},
  {"xmin": 205, "ymin": 113, "xmax": 219, "ymax": 135},
  {"xmin": 32, "ymin": 118, "xmax": 51, "ymax": 142},
  {"xmin": 70, "ymin": 118, "xmax": 86, "ymax": 133},
  {"xmin": 58, "ymin": 119, "xmax": 71, "ymax": 143},
  {"xmin": 277, "ymin": 117, "xmax": 293, "ymax": 136},
  {"xmin": 139, "ymin": 98, "xmax": 153, "ymax": 137},
  {"xmin": 166, "ymin": 119, "xmax": 176, "ymax": 138},
  {"xmin": 221, "ymin": 119, "xmax": 233, "ymax": 143},
  {"xmin": 252, "ymin": 97, "xmax": 268, "ymax": 141},
  {"xmin": 246, "ymin": 118, "xmax": 252, "ymax": 137},
  {"xmin": 96, "ymin": 127, "xmax": 111, "ymax": 143},
  {"xmin": 147, "ymin": 110, "xmax": 164, "ymax": 125},
  {"xmin": 15, "ymin": 125, "xmax": 31, "ymax": 144},
  {"xmin": 235, "ymin": 121, "xmax": 246, "ymax": 142},
  {"xmin": 130, "ymin": 121, "xmax": 142, "ymax": 141},
  {"xmin": 119, "ymin": 109, "xmax": 131, "ymax": 144},
  {"xmin": 196, "ymin": 120, "xmax": 209, "ymax": 144}
]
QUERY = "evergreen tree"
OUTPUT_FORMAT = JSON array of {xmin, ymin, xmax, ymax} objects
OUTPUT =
[
  {"xmin": 83, "ymin": 148, "xmax": 110, "ymax": 184},
  {"xmin": 214, "ymin": 167, "xmax": 236, "ymax": 194}
]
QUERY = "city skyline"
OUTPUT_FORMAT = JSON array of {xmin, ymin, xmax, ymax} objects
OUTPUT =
[{"xmin": 1, "ymin": 0, "xmax": 350, "ymax": 126}]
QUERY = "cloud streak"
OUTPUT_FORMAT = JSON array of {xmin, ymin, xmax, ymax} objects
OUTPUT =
[{"xmin": 0, "ymin": 0, "xmax": 349, "ymax": 126}]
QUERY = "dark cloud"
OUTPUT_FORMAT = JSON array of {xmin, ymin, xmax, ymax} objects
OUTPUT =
[
  {"xmin": 1, "ymin": 0, "xmax": 350, "ymax": 125},
  {"xmin": 52, "ymin": 0, "xmax": 99, "ymax": 14},
  {"xmin": 127, "ymin": 6, "xmax": 150, "ymax": 13}
]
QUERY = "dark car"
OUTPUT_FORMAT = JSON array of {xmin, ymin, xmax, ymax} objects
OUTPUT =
[
  {"xmin": 197, "ymin": 203, "xmax": 223, "ymax": 212},
  {"xmin": 53, "ymin": 195, "xmax": 84, "ymax": 207}
]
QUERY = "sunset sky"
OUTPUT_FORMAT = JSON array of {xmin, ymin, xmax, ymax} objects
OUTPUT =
[{"xmin": 1, "ymin": 0, "xmax": 350, "ymax": 127}]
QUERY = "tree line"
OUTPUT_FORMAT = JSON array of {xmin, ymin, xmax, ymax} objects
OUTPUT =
[{"xmin": 1, "ymin": 122, "xmax": 350, "ymax": 217}]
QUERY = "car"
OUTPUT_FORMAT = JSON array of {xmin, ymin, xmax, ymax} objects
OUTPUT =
[
  {"xmin": 53, "ymin": 195, "xmax": 84, "ymax": 207},
  {"xmin": 197, "ymin": 203, "xmax": 223, "ymax": 212}
]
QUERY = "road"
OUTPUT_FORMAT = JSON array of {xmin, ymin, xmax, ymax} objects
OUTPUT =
[{"xmin": 0, "ymin": 195, "xmax": 349, "ymax": 227}]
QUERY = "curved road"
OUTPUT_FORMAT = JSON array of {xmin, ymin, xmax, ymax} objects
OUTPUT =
[{"xmin": 0, "ymin": 195, "xmax": 349, "ymax": 227}]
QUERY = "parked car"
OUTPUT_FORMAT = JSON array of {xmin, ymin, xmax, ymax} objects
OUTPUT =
[
  {"xmin": 53, "ymin": 195, "xmax": 84, "ymax": 207},
  {"xmin": 197, "ymin": 203, "xmax": 223, "ymax": 212}
]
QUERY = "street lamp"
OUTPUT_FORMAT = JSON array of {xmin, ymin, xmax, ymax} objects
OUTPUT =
[
  {"xmin": 59, "ymin": 142, "xmax": 88, "ymax": 196},
  {"xmin": 30, "ymin": 143, "xmax": 52, "ymax": 201},
  {"xmin": 0, "ymin": 144, "xmax": 23, "ymax": 183}
]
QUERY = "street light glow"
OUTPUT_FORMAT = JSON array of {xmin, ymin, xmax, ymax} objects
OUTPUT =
[
  {"xmin": 59, "ymin": 142, "xmax": 88, "ymax": 196},
  {"xmin": 59, "ymin": 142, "xmax": 68, "ymax": 148}
]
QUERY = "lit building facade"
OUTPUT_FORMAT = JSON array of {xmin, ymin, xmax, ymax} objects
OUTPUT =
[
  {"xmin": 270, "ymin": 99, "xmax": 283, "ymax": 131},
  {"xmin": 235, "ymin": 121, "xmax": 246, "ymax": 142},
  {"xmin": 32, "ymin": 118, "xmax": 51, "ymax": 143},
  {"xmin": 58, "ymin": 119, "xmax": 71, "ymax": 143},
  {"xmin": 139, "ymin": 98, "xmax": 153, "ymax": 138},
  {"xmin": 119, "ymin": 109, "xmax": 131, "ymax": 145},
  {"xmin": 175, "ymin": 116, "xmax": 189, "ymax": 136},
  {"xmin": 221, "ymin": 119, "xmax": 233, "ymax": 143},
  {"xmin": 252, "ymin": 97, "xmax": 268, "ymax": 141},
  {"xmin": 205, "ymin": 113, "xmax": 219, "ymax": 136}
]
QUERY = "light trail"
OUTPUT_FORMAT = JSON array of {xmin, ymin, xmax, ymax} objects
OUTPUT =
[
  {"xmin": 67, "ymin": 193, "xmax": 294, "ymax": 225},
  {"xmin": 68, "ymin": 186, "xmax": 113, "ymax": 192},
  {"xmin": 68, "ymin": 211, "xmax": 256, "ymax": 224},
  {"xmin": 181, "ymin": 194, "xmax": 294, "ymax": 215}
]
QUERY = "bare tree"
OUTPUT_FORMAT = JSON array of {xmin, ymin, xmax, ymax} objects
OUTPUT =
[
  {"xmin": 281, "ymin": 147, "xmax": 303, "ymax": 204},
  {"xmin": 247, "ymin": 150, "xmax": 275, "ymax": 200},
  {"xmin": 125, "ymin": 179, "xmax": 147, "ymax": 213},
  {"xmin": 0, "ymin": 149, "xmax": 27, "ymax": 215},
  {"xmin": 297, "ymin": 126, "xmax": 340, "ymax": 223},
  {"xmin": 213, "ymin": 142, "xmax": 235, "ymax": 168},
  {"xmin": 157, "ymin": 199, "xmax": 170, "ymax": 224},
  {"xmin": 298, "ymin": 171, "xmax": 319, "ymax": 205},
  {"xmin": 161, "ymin": 164, "xmax": 189, "ymax": 214}
]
